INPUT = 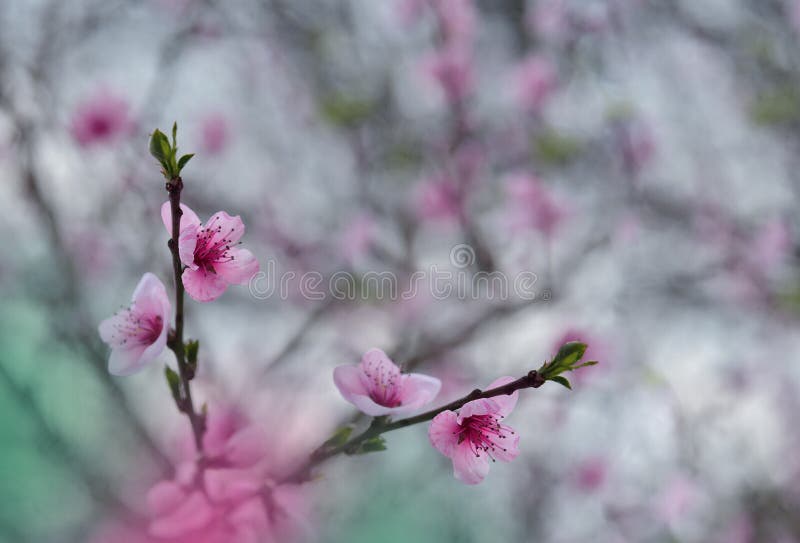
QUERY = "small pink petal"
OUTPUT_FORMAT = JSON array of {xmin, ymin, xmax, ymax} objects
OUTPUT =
[
  {"xmin": 204, "ymin": 211, "xmax": 246, "ymax": 245},
  {"xmin": 214, "ymin": 248, "xmax": 258, "ymax": 284},
  {"xmin": 160, "ymin": 201, "xmax": 202, "ymax": 236},
  {"xmin": 394, "ymin": 373, "xmax": 441, "ymax": 415},
  {"xmin": 484, "ymin": 376, "xmax": 518, "ymax": 417},
  {"xmin": 428, "ymin": 410, "xmax": 460, "ymax": 458},
  {"xmin": 457, "ymin": 398, "xmax": 498, "ymax": 423},
  {"xmin": 349, "ymin": 394, "xmax": 396, "ymax": 417},
  {"xmin": 225, "ymin": 427, "xmax": 267, "ymax": 467},
  {"xmin": 182, "ymin": 267, "xmax": 229, "ymax": 302},
  {"xmin": 178, "ymin": 224, "xmax": 199, "ymax": 269},
  {"xmin": 146, "ymin": 480, "xmax": 185, "ymax": 517},
  {"xmin": 204, "ymin": 468, "xmax": 260, "ymax": 503},
  {"xmin": 149, "ymin": 490, "xmax": 213, "ymax": 539},
  {"xmin": 333, "ymin": 365, "xmax": 369, "ymax": 404},
  {"xmin": 452, "ymin": 440, "xmax": 491, "ymax": 485}
]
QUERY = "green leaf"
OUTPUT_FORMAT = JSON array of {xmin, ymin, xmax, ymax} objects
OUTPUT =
[
  {"xmin": 320, "ymin": 95, "xmax": 373, "ymax": 127},
  {"xmin": 534, "ymin": 130, "xmax": 581, "ymax": 166},
  {"xmin": 178, "ymin": 153, "xmax": 194, "ymax": 171},
  {"xmin": 348, "ymin": 436, "xmax": 387, "ymax": 455},
  {"xmin": 549, "ymin": 376, "xmax": 572, "ymax": 389},
  {"xmin": 164, "ymin": 366, "xmax": 182, "ymax": 406},
  {"xmin": 149, "ymin": 129, "xmax": 171, "ymax": 164},
  {"xmin": 322, "ymin": 425, "xmax": 354, "ymax": 448},
  {"xmin": 185, "ymin": 339, "xmax": 199, "ymax": 364},
  {"xmin": 551, "ymin": 341, "xmax": 587, "ymax": 369},
  {"xmin": 172, "ymin": 122, "xmax": 178, "ymax": 149},
  {"xmin": 750, "ymin": 86, "xmax": 800, "ymax": 126}
]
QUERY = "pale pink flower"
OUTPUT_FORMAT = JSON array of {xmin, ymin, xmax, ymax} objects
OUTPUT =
[
  {"xmin": 161, "ymin": 202, "xmax": 259, "ymax": 302},
  {"xmin": 506, "ymin": 173, "xmax": 566, "ymax": 238},
  {"xmin": 333, "ymin": 348, "xmax": 442, "ymax": 417},
  {"xmin": 513, "ymin": 55, "xmax": 558, "ymax": 114},
  {"xmin": 70, "ymin": 90, "xmax": 133, "ymax": 147},
  {"xmin": 790, "ymin": 0, "xmax": 800, "ymax": 34},
  {"xmin": 529, "ymin": 0, "xmax": 569, "ymax": 43},
  {"xmin": 573, "ymin": 456, "xmax": 607, "ymax": 493},
  {"xmin": 654, "ymin": 475, "xmax": 701, "ymax": 525},
  {"xmin": 340, "ymin": 213, "xmax": 376, "ymax": 264},
  {"xmin": 428, "ymin": 377, "xmax": 520, "ymax": 484},
  {"xmin": 416, "ymin": 175, "xmax": 463, "ymax": 222},
  {"xmin": 421, "ymin": 47, "xmax": 474, "ymax": 104},
  {"xmin": 748, "ymin": 219, "xmax": 791, "ymax": 273},
  {"xmin": 200, "ymin": 114, "xmax": 230, "ymax": 155},
  {"xmin": 98, "ymin": 273, "xmax": 171, "ymax": 376},
  {"xmin": 396, "ymin": 0, "xmax": 427, "ymax": 26}
]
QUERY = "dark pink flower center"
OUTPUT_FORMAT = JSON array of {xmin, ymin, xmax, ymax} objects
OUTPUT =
[
  {"xmin": 456, "ymin": 414, "xmax": 514, "ymax": 460},
  {"xmin": 194, "ymin": 217, "xmax": 239, "ymax": 272},
  {"xmin": 110, "ymin": 310, "xmax": 163, "ymax": 348},
  {"xmin": 362, "ymin": 360, "xmax": 403, "ymax": 408},
  {"xmin": 89, "ymin": 115, "xmax": 112, "ymax": 137}
]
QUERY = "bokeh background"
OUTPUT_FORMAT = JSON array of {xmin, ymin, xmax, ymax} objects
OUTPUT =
[{"xmin": 2, "ymin": 0, "xmax": 800, "ymax": 541}]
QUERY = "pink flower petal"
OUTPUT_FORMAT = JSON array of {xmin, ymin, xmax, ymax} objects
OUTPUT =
[
  {"xmin": 393, "ymin": 373, "xmax": 441, "ymax": 416},
  {"xmin": 225, "ymin": 427, "xmax": 267, "ymax": 467},
  {"xmin": 182, "ymin": 267, "xmax": 229, "ymax": 302},
  {"xmin": 333, "ymin": 364, "xmax": 369, "ymax": 404},
  {"xmin": 214, "ymin": 247, "xmax": 258, "ymax": 284},
  {"xmin": 160, "ymin": 201, "xmax": 202, "ymax": 236},
  {"xmin": 484, "ymin": 376, "xmax": 518, "ymax": 418},
  {"xmin": 107, "ymin": 344, "xmax": 149, "ymax": 376},
  {"xmin": 178, "ymin": 223, "xmax": 199, "ymax": 269},
  {"xmin": 452, "ymin": 440, "xmax": 491, "ymax": 484},
  {"xmin": 149, "ymin": 490, "xmax": 213, "ymax": 539},
  {"xmin": 204, "ymin": 468, "xmax": 260, "ymax": 503},
  {"xmin": 146, "ymin": 480, "xmax": 186, "ymax": 517},
  {"xmin": 457, "ymin": 398, "xmax": 498, "ymax": 423},
  {"xmin": 349, "ymin": 394, "xmax": 396, "ymax": 417},
  {"xmin": 204, "ymin": 211, "xmax": 246, "ymax": 245},
  {"xmin": 428, "ymin": 410, "xmax": 460, "ymax": 458},
  {"xmin": 490, "ymin": 431, "xmax": 520, "ymax": 463}
]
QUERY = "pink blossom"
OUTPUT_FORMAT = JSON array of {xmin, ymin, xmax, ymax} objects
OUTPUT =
[
  {"xmin": 513, "ymin": 55, "xmax": 558, "ymax": 114},
  {"xmin": 421, "ymin": 47, "xmax": 474, "ymax": 104},
  {"xmin": 98, "ymin": 273, "xmax": 171, "ymax": 376},
  {"xmin": 529, "ymin": 0, "xmax": 569, "ymax": 43},
  {"xmin": 416, "ymin": 175, "xmax": 463, "ymax": 222},
  {"xmin": 333, "ymin": 348, "xmax": 442, "ymax": 417},
  {"xmin": 428, "ymin": 377, "xmax": 520, "ymax": 484},
  {"xmin": 573, "ymin": 456, "xmax": 607, "ymax": 493},
  {"xmin": 654, "ymin": 475, "xmax": 701, "ymax": 525},
  {"xmin": 161, "ymin": 202, "xmax": 259, "ymax": 302},
  {"xmin": 430, "ymin": 0, "xmax": 476, "ymax": 48},
  {"xmin": 149, "ymin": 408, "xmax": 310, "ymax": 543},
  {"xmin": 506, "ymin": 173, "xmax": 566, "ymax": 238},
  {"xmin": 200, "ymin": 114, "xmax": 230, "ymax": 155},
  {"xmin": 70, "ymin": 90, "xmax": 133, "ymax": 147},
  {"xmin": 790, "ymin": 0, "xmax": 800, "ymax": 34},
  {"xmin": 616, "ymin": 119, "xmax": 655, "ymax": 177},
  {"xmin": 340, "ymin": 213, "xmax": 376, "ymax": 264},
  {"xmin": 748, "ymin": 219, "xmax": 791, "ymax": 273}
]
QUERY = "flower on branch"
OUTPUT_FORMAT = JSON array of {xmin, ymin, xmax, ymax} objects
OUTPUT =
[
  {"xmin": 428, "ymin": 376, "xmax": 520, "ymax": 485},
  {"xmin": 333, "ymin": 348, "xmax": 442, "ymax": 417},
  {"xmin": 98, "ymin": 272, "xmax": 171, "ymax": 375},
  {"xmin": 161, "ymin": 202, "xmax": 259, "ymax": 302}
]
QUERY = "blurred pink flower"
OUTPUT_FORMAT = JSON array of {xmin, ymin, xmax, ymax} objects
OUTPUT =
[
  {"xmin": 790, "ymin": 0, "xmax": 800, "ymax": 33},
  {"xmin": 421, "ymin": 47, "xmax": 474, "ymax": 104},
  {"xmin": 748, "ymin": 219, "xmax": 791, "ymax": 273},
  {"xmin": 573, "ymin": 456, "xmax": 607, "ymax": 493},
  {"xmin": 616, "ymin": 119, "xmax": 655, "ymax": 177},
  {"xmin": 416, "ymin": 175, "xmax": 463, "ymax": 222},
  {"xmin": 654, "ymin": 475, "xmax": 700, "ymax": 525},
  {"xmin": 200, "ymin": 114, "xmax": 230, "ymax": 155},
  {"xmin": 513, "ymin": 55, "xmax": 558, "ymax": 114},
  {"xmin": 397, "ymin": 0, "xmax": 427, "ymax": 26},
  {"xmin": 340, "ymin": 213, "xmax": 376, "ymax": 264},
  {"xmin": 98, "ymin": 273, "xmax": 171, "ymax": 376},
  {"xmin": 334, "ymin": 348, "xmax": 442, "ymax": 417},
  {"xmin": 149, "ymin": 408, "xmax": 310, "ymax": 543},
  {"xmin": 70, "ymin": 90, "xmax": 133, "ymax": 147},
  {"xmin": 429, "ymin": 377, "xmax": 520, "ymax": 484},
  {"xmin": 161, "ymin": 202, "xmax": 259, "ymax": 302},
  {"xmin": 430, "ymin": 0, "xmax": 476, "ymax": 48},
  {"xmin": 506, "ymin": 173, "xmax": 566, "ymax": 238},
  {"xmin": 529, "ymin": 0, "xmax": 569, "ymax": 43}
]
